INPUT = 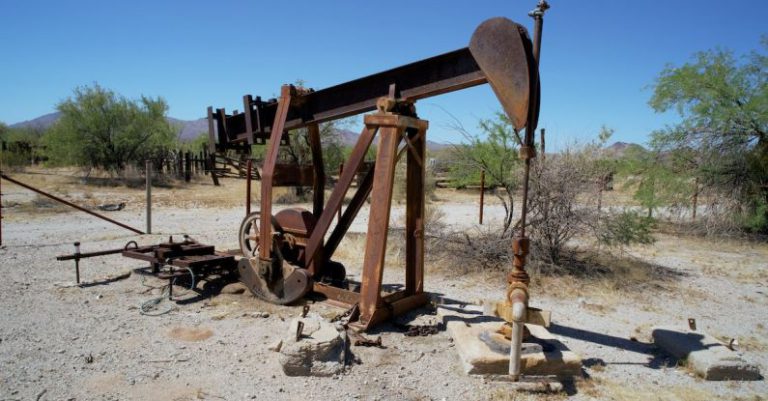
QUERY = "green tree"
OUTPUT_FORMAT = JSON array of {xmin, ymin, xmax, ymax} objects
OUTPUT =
[
  {"xmin": 44, "ymin": 84, "xmax": 176, "ymax": 175},
  {"xmin": 184, "ymin": 132, "xmax": 210, "ymax": 153},
  {"xmin": 618, "ymin": 145, "xmax": 694, "ymax": 219},
  {"xmin": 649, "ymin": 39, "xmax": 768, "ymax": 232},
  {"xmin": 448, "ymin": 112, "xmax": 521, "ymax": 235}
]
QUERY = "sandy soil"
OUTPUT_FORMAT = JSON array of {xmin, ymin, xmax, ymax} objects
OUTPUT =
[{"xmin": 0, "ymin": 177, "xmax": 766, "ymax": 401}]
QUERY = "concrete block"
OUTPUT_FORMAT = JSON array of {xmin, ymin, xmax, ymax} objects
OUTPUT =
[
  {"xmin": 652, "ymin": 326, "xmax": 762, "ymax": 381},
  {"xmin": 437, "ymin": 304, "xmax": 581, "ymax": 377},
  {"xmin": 277, "ymin": 317, "xmax": 346, "ymax": 377}
]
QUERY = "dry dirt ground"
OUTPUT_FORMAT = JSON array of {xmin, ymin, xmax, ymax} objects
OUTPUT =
[{"xmin": 0, "ymin": 172, "xmax": 767, "ymax": 401}]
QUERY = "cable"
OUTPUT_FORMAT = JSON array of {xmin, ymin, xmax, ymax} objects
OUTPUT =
[
  {"xmin": 139, "ymin": 286, "xmax": 172, "ymax": 316},
  {"xmin": 139, "ymin": 265, "xmax": 195, "ymax": 317}
]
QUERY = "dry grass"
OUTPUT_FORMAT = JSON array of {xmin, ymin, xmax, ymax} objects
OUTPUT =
[
  {"xmin": 488, "ymin": 386, "xmax": 567, "ymax": 401},
  {"xmin": 1, "ymin": 168, "xmax": 258, "ymax": 211},
  {"xmin": 332, "ymin": 231, "xmax": 407, "ymax": 272},
  {"xmin": 579, "ymin": 376, "xmax": 718, "ymax": 401}
]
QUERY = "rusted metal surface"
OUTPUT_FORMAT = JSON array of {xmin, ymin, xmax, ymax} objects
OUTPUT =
[
  {"xmin": 1, "ymin": 173, "xmax": 144, "ymax": 235},
  {"xmin": 209, "ymin": 49, "xmax": 483, "ymax": 151},
  {"xmin": 258, "ymin": 85, "xmax": 293, "ymax": 262},
  {"xmin": 469, "ymin": 17, "xmax": 536, "ymax": 130},
  {"xmin": 122, "ymin": 236, "xmax": 236, "ymax": 297},
  {"xmin": 208, "ymin": 18, "xmax": 536, "ymax": 153}
]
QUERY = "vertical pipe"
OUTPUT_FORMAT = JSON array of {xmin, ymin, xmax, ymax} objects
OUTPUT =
[
  {"xmin": 246, "ymin": 158, "xmax": 252, "ymax": 216},
  {"xmin": 338, "ymin": 162, "xmax": 344, "ymax": 223},
  {"xmin": 540, "ymin": 128, "xmax": 546, "ymax": 161},
  {"xmin": 146, "ymin": 160, "xmax": 152, "ymax": 234},
  {"xmin": 479, "ymin": 170, "xmax": 485, "ymax": 225},
  {"xmin": 508, "ymin": 0, "xmax": 549, "ymax": 382},
  {"xmin": 74, "ymin": 242, "xmax": 81, "ymax": 284}
]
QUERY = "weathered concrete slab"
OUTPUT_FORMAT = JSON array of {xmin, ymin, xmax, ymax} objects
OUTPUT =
[
  {"xmin": 652, "ymin": 326, "xmax": 762, "ymax": 381},
  {"xmin": 276, "ymin": 316, "xmax": 346, "ymax": 377},
  {"xmin": 437, "ymin": 304, "xmax": 581, "ymax": 377}
]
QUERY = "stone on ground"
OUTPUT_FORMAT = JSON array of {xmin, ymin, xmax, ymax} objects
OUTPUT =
[
  {"xmin": 652, "ymin": 326, "xmax": 762, "ymax": 381},
  {"xmin": 276, "ymin": 316, "xmax": 346, "ymax": 377},
  {"xmin": 438, "ymin": 304, "xmax": 581, "ymax": 377}
]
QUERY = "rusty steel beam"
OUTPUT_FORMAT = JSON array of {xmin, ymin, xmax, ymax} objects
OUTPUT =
[
  {"xmin": 358, "ymin": 116, "xmax": 408, "ymax": 327},
  {"xmin": 1, "ymin": 174, "xmax": 144, "ymax": 235},
  {"xmin": 258, "ymin": 86, "xmax": 293, "ymax": 261},
  {"xmin": 211, "ymin": 47, "xmax": 487, "ymax": 148}
]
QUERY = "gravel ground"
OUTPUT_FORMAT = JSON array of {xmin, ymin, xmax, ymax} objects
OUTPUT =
[{"xmin": 0, "ymin": 199, "xmax": 766, "ymax": 401}]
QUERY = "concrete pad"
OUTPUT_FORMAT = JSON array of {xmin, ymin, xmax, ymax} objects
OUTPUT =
[
  {"xmin": 652, "ymin": 326, "xmax": 762, "ymax": 381},
  {"xmin": 277, "ymin": 317, "xmax": 346, "ymax": 377},
  {"xmin": 438, "ymin": 305, "xmax": 581, "ymax": 377}
]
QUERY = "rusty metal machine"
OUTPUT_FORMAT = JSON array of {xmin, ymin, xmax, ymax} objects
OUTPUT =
[{"xmin": 207, "ymin": 6, "xmax": 545, "ymax": 334}]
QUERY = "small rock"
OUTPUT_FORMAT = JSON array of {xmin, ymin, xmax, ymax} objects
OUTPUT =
[{"xmin": 268, "ymin": 339, "xmax": 283, "ymax": 352}]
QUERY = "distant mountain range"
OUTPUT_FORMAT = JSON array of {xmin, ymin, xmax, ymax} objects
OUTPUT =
[
  {"xmin": 10, "ymin": 112, "xmax": 209, "ymax": 142},
  {"xmin": 9, "ymin": 112, "xmax": 636, "ymax": 154},
  {"xmin": 9, "ymin": 112, "xmax": 452, "ymax": 150}
]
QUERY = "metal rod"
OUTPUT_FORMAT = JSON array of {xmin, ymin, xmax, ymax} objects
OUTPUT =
[
  {"xmin": 337, "ymin": 162, "xmax": 344, "ymax": 223},
  {"xmin": 146, "ymin": 160, "xmax": 152, "ymax": 234},
  {"xmin": 479, "ymin": 170, "xmax": 485, "ymax": 225},
  {"xmin": 74, "ymin": 242, "xmax": 81, "ymax": 284},
  {"xmin": 518, "ymin": 0, "xmax": 548, "ymax": 237},
  {"xmin": 246, "ymin": 158, "xmax": 252, "ymax": 216},
  {"xmin": 0, "ymin": 174, "xmax": 144, "ymax": 235},
  {"xmin": 56, "ymin": 246, "xmax": 127, "ymax": 260}
]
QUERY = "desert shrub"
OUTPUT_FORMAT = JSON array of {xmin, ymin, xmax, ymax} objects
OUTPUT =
[{"xmin": 597, "ymin": 210, "xmax": 656, "ymax": 249}]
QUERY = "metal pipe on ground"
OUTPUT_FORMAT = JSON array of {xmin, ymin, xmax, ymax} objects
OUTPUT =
[{"xmin": 0, "ymin": 173, "xmax": 145, "ymax": 235}]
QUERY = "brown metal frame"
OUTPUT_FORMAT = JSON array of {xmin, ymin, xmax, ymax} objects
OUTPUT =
[{"xmin": 209, "ymin": 14, "xmax": 540, "ymax": 331}]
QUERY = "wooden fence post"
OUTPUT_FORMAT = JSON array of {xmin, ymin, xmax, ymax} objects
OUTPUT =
[{"xmin": 184, "ymin": 152, "xmax": 191, "ymax": 182}]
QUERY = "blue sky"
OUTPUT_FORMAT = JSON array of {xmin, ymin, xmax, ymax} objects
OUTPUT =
[{"xmin": 1, "ymin": 0, "xmax": 765, "ymax": 148}]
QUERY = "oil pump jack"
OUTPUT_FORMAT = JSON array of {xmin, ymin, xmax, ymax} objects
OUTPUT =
[{"xmin": 207, "ymin": 2, "xmax": 548, "ymax": 340}]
